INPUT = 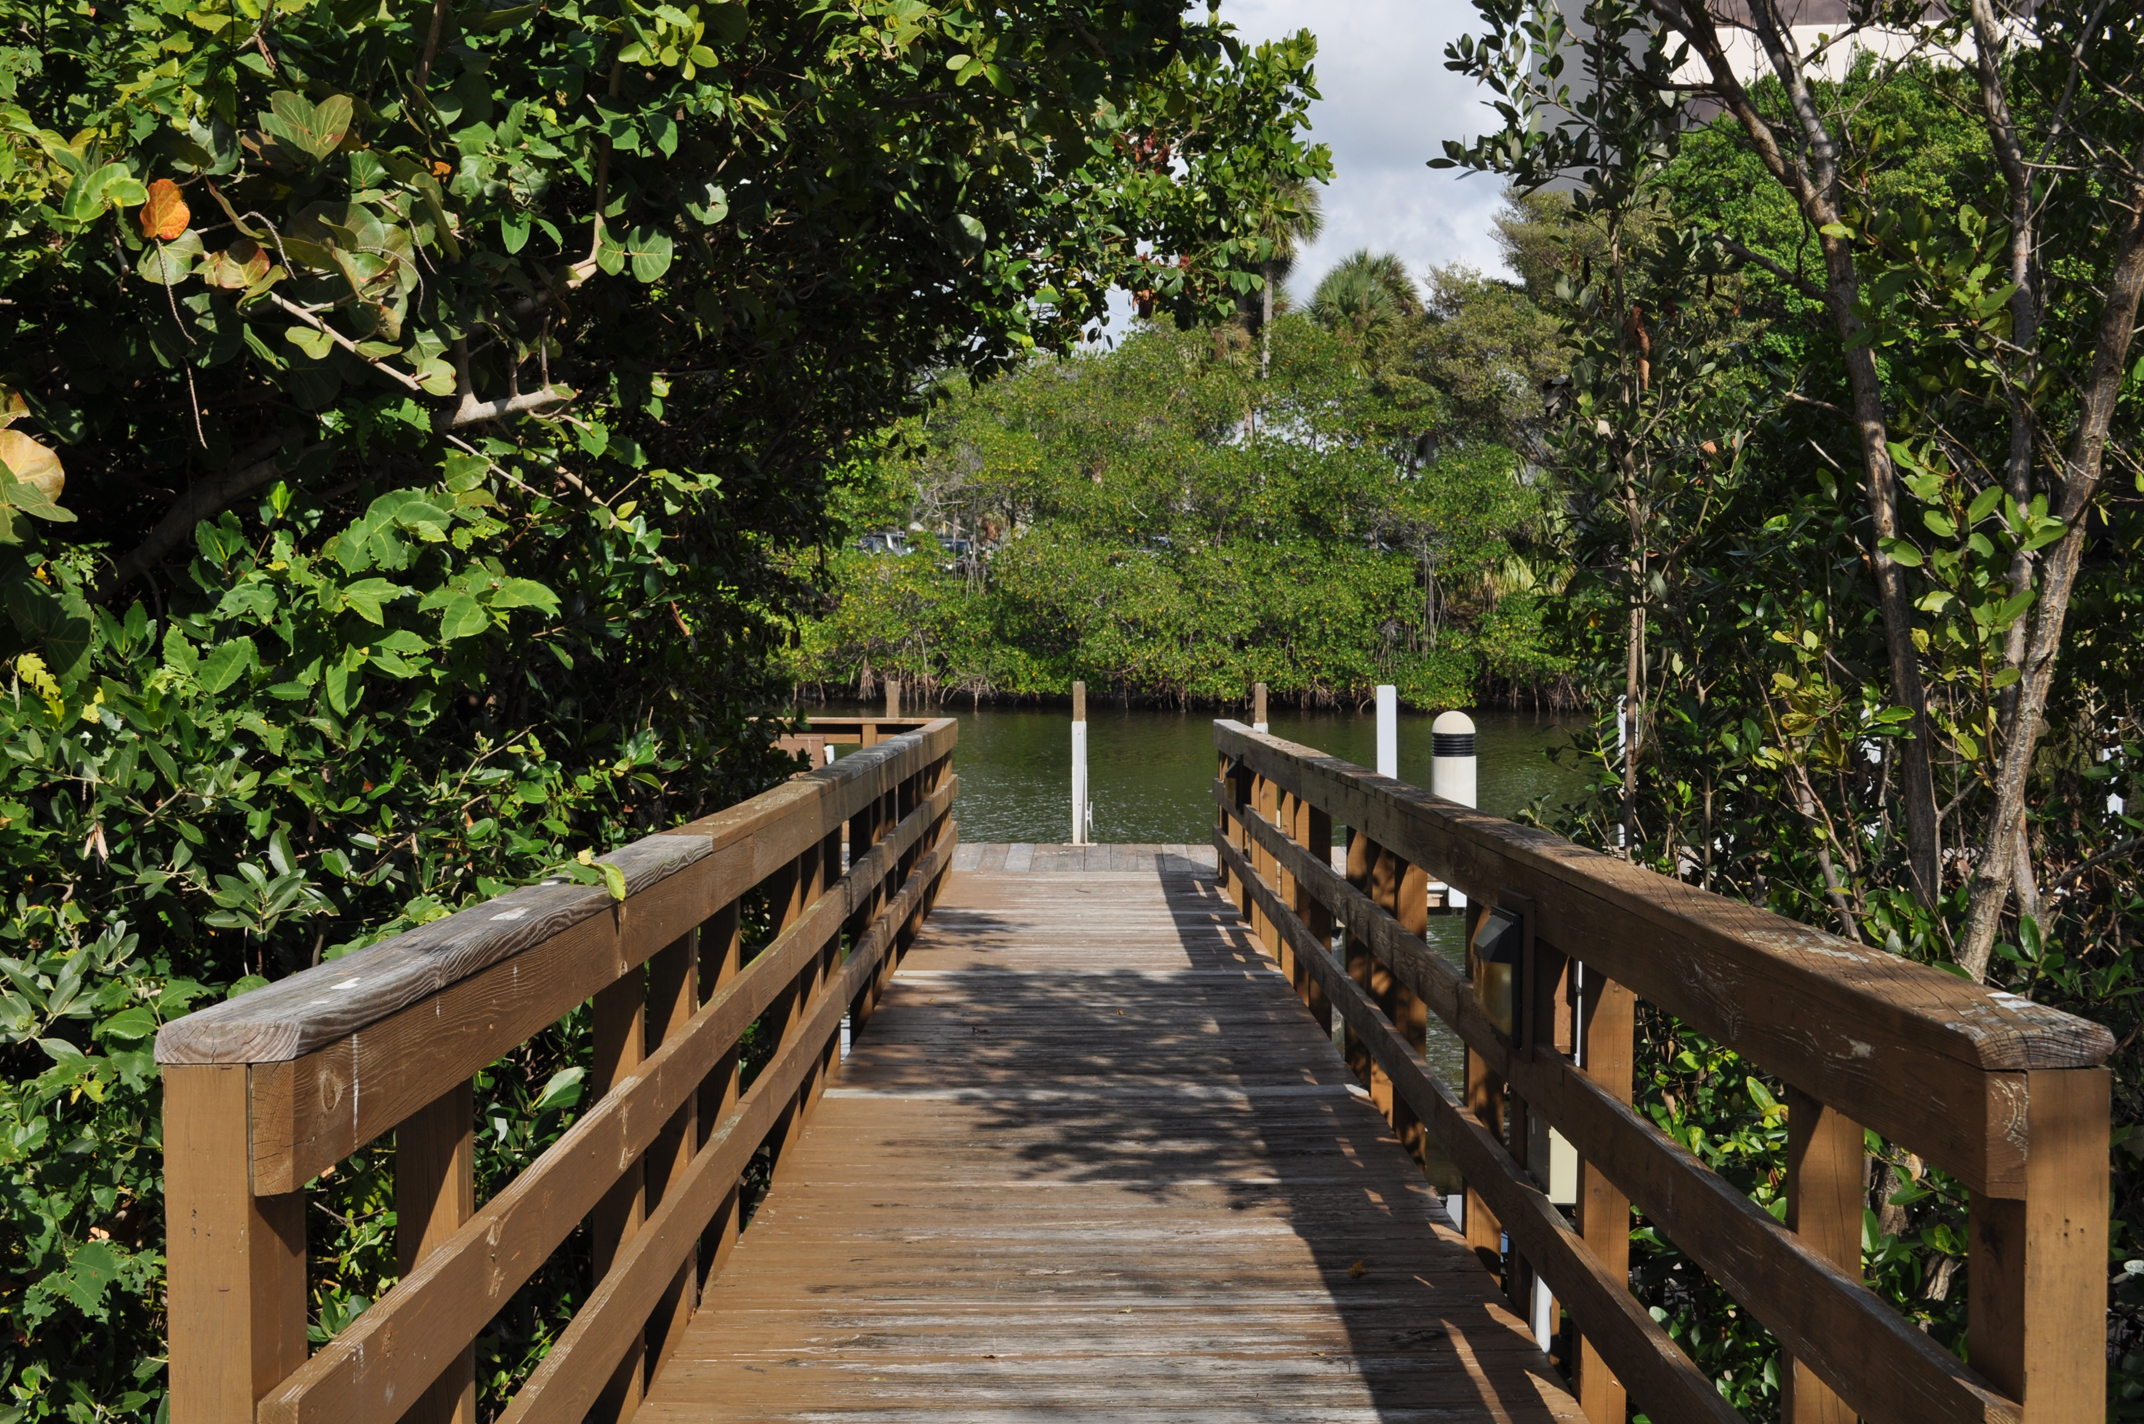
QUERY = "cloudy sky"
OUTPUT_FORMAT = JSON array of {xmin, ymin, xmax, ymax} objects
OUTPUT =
[
  {"xmin": 1093, "ymin": 1, "xmax": 1513, "ymax": 337},
  {"xmin": 1224, "ymin": 0, "xmax": 1513, "ymax": 292}
]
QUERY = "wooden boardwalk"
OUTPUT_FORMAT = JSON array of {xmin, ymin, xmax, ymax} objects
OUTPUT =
[{"xmin": 639, "ymin": 848, "xmax": 1581, "ymax": 1422}]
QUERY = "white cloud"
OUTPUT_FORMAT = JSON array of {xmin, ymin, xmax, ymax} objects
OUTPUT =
[
  {"xmin": 1091, "ymin": 0, "xmax": 1509, "ymax": 342},
  {"xmin": 1226, "ymin": 0, "xmax": 1515, "ymax": 290}
]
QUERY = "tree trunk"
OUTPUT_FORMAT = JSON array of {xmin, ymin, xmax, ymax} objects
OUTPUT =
[{"xmin": 1260, "ymin": 259, "xmax": 1274, "ymax": 379}]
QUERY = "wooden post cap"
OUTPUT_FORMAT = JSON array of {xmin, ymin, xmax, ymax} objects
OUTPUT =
[
  {"xmin": 886, "ymin": 680, "xmax": 901, "ymax": 718},
  {"xmin": 1253, "ymin": 683, "xmax": 1268, "ymax": 727},
  {"xmin": 1072, "ymin": 681, "xmax": 1086, "ymax": 721}
]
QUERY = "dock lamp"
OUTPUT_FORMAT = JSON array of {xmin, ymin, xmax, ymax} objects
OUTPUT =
[{"xmin": 1469, "ymin": 900, "xmax": 1531, "ymax": 1050}]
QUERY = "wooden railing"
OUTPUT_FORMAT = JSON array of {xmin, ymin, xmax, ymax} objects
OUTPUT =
[
  {"xmin": 158, "ymin": 718, "xmax": 958, "ymax": 1424},
  {"xmin": 1212, "ymin": 719, "xmax": 2113, "ymax": 1424}
]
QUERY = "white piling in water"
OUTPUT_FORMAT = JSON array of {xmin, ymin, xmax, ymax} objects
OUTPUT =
[
  {"xmin": 1253, "ymin": 682, "xmax": 1269, "ymax": 734},
  {"xmin": 1375, "ymin": 685, "xmax": 1397, "ymax": 778},
  {"xmin": 1071, "ymin": 681, "xmax": 1089, "ymax": 846},
  {"xmin": 1433, "ymin": 711, "xmax": 1475, "ymax": 911}
]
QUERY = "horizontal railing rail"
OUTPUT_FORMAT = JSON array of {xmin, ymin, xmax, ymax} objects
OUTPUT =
[
  {"xmin": 1211, "ymin": 719, "xmax": 2111, "ymax": 1424},
  {"xmin": 160, "ymin": 718, "xmax": 958, "ymax": 1424}
]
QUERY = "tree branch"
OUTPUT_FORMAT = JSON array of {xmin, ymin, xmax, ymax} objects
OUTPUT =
[
  {"xmin": 267, "ymin": 292, "xmax": 425, "ymax": 393},
  {"xmin": 1708, "ymin": 232, "xmax": 1825, "ymax": 301},
  {"xmin": 94, "ymin": 431, "xmax": 323, "ymax": 603},
  {"xmin": 440, "ymin": 385, "xmax": 576, "ymax": 428}
]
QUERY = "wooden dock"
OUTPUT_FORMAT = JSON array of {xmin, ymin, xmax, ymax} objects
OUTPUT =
[
  {"xmin": 158, "ymin": 718, "xmax": 2116, "ymax": 1424},
  {"xmin": 639, "ymin": 849, "xmax": 1579, "ymax": 1422}
]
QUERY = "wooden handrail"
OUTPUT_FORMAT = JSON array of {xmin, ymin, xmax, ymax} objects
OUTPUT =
[
  {"xmin": 160, "ymin": 718, "xmax": 959, "ymax": 1424},
  {"xmin": 1211, "ymin": 719, "xmax": 2111, "ymax": 1424}
]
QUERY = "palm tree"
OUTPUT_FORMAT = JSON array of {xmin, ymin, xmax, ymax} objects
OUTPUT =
[
  {"xmin": 1307, "ymin": 249, "xmax": 1422, "ymax": 337},
  {"xmin": 1254, "ymin": 179, "xmax": 1324, "ymax": 378}
]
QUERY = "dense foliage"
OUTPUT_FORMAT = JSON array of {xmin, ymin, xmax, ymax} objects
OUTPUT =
[
  {"xmin": 791, "ymin": 316, "xmax": 1570, "ymax": 710},
  {"xmin": 0, "ymin": 0, "xmax": 1325, "ymax": 1417},
  {"xmin": 1442, "ymin": 0, "xmax": 2144, "ymax": 1415}
]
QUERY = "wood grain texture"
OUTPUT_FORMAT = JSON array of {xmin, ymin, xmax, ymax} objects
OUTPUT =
[
  {"xmin": 1214, "ymin": 835, "xmax": 1738, "ymax": 1424},
  {"xmin": 1575, "ymin": 972, "xmax": 1633, "ymax": 1424},
  {"xmin": 157, "ymin": 721, "xmax": 957, "ymax": 1066},
  {"xmin": 1209, "ymin": 751, "xmax": 2041, "ymax": 1196},
  {"xmin": 257, "ymin": 831, "xmax": 955, "ymax": 1424},
  {"xmin": 1219, "ymin": 798, "xmax": 2024, "ymax": 1424},
  {"xmin": 395, "ymin": 1084, "xmax": 476, "ymax": 1424},
  {"xmin": 163, "ymin": 1065, "xmax": 307, "ymax": 1424},
  {"xmin": 1213, "ymin": 723, "xmax": 2111, "ymax": 1087},
  {"xmin": 247, "ymin": 778, "xmax": 955, "ymax": 1190},
  {"xmin": 1969, "ymin": 1066, "xmax": 2113, "ymax": 1423},
  {"xmin": 637, "ymin": 862, "xmax": 1582, "ymax": 1424},
  {"xmin": 1782, "ymin": 1088, "xmax": 1862, "ymax": 1424}
]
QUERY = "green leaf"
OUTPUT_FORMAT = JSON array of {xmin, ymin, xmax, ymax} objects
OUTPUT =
[
  {"xmin": 1876, "ymin": 537, "xmax": 1922, "ymax": 568},
  {"xmin": 46, "ymin": 1240, "xmax": 122, "ymax": 1317},
  {"xmin": 195, "ymin": 636, "xmax": 257, "ymax": 693},
  {"xmin": 488, "ymin": 577, "xmax": 559, "ymax": 615},
  {"xmin": 340, "ymin": 578, "xmax": 414, "ymax": 625},
  {"xmin": 1966, "ymin": 485, "xmax": 2003, "ymax": 525},
  {"xmin": 134, "ymin": 231, "xmax": 206, "ymax": 286},
  {"xmin": 532, "ymin": 1064, "xmax": 585, "ymax": 1114},
  {"xmin": 438, "ymin": 593, "xmax": 488, "ymax": 640},
  {"xmin": 94, "ymin": 1005, "xmax": 157, "ymax": 1043},
  {"xmin": 283, "ymin": 324, "xmax": 337, "ymax": 360},
  {"xmin": 598, "ymin": 861, "xmax": 628, "ymax": 901},
  {"xmin": 627, "ymin": 226, "xmax": 674, "ymax": 283},
  {"xmin": 1923, "ymin": 510, "xmax": 1956, "ymax": 538}
]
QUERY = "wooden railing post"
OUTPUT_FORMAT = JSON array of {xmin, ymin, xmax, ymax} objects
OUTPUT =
[
  {"xmin": 698, "ymin": 900, "xmax": 745, "ymax": 1285},
  {"xmin": 1227, "ymin": 759, "xmax": 1252, "ymax": 916},
  {"xmin": 1252, "ymin": 772, "xmax": 1280, "ymax": 960},
  {"xmin": 397, "ymin": 1081, "xmax": 476, "ymax": 1424},
  {"xmin": 1343, "ymin": 829, "xmax": 1380, "ymax": 1098},
  {"xmin": 769, "ymin": 841, "xmax": 829, "ymax": 1184},
  {"xmin": 164, "ymin": 1064, "xmax": 307, "ymax": 1424},
  {"xmin": 1294, "ymin": 801, "xmax": 1334, "ymax": 1036},
  {"xmin": 1574, "ymin": 966, "xmax": 1634, "ymax": 1424},
  {"xmin": 1969, "ymin": 1066, "xmax": 2112, "ymax": 1423},
  {"xmin": 589, "ymin": 964, "xmax": 648, "ymax": 1424},
  {"xmin": 1461, "ymin": 900, "xmax": 1506, "ymax": 1279},
  {"xmin": 1781, "ymin": 1086, "xmax": 1863, "ymax": 1424},
  {"xmin": 644, "ymin": 928, "xmax": 700, "ymax": 1387}
]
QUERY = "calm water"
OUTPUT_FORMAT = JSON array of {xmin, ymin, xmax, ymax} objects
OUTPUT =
[
  {"xmin": 908, "ymin": 702, "xmax": 1587, "ymax": 844},
  {"xmin": 828, "ymin": 700, "xmax": 1590, "ymax": 1092}
]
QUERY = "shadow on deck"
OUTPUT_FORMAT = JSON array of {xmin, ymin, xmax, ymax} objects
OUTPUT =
[{"xmin": 638, "ymin": 852, "xmax": 1578, "ymax": 1422}]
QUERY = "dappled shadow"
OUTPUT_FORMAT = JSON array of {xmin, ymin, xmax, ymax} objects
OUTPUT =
[{"xmin": 814, "ymin": 864, "xmax": 1575, "ymax": 1420}]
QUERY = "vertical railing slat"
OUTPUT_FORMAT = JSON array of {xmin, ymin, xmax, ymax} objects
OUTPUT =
[
  {"xmin": 1968, "ymin": 1065, "xmax": 2112, "ymax": 1423},
  {"xmin": 164, "ymin": 1064, "xmax": 308, "ymax": 1424},
  {"xmin": 1782, "ymin": 1086, "xmax": 1863, "ymax": 1424},
  {"xmin": 589, "ymin": 966, "xmax": 648, "ymax": 1424},
  {"xmin": 1574, "ymin": 968, "xmax": 1635, "ymax": 1423},
  {"xmin": 644, "ymin": 928, "xmax": 700, "ymax": 1386},
  {"xmin": 397, "ymin": 1081, "xmax": 477, "ymax": 1424},
  {"xmin": 698, "ymin": 900, "xmax": 746, "ymax": 1286}
]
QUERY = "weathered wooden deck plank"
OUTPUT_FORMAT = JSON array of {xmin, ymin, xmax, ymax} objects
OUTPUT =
[{"xmin": 638, "ymin": 859, "xmax": 1580, "ymax": 1422}]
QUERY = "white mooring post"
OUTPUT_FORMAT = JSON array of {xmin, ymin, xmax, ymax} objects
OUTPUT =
[
  {"xmin": 1375, "ymin": 685, "xmax": 1398, "ymax": 778},
  {"xmin": 1253, "ymin": 682, "xmax": 1269, "ymax": 734},
  {"xmin": 1432, "ymin": 711, "xmax": 1475, "ymax": 911},
  {"xmin": 1071, "ymin": 681, "xmax": 1089, "ymax": 846}
]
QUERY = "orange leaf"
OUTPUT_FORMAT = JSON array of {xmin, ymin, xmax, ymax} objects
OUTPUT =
[{"xmin": 141, "ymin": 178, "xmax": 190, "ymax": 241}]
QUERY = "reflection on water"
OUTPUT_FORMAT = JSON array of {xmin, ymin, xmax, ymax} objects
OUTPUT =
[
  {"xmin": 825, "ymin": 700, "xmax": 1595, "ymax": 1088},
  {"xmin": 864, "ymin": 701, "xmax": 1589, "ymax": 845}
]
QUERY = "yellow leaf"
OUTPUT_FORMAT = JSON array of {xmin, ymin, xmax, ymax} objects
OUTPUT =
[
  {"xmin": 0, "ymin": 430, "xmax": 63, "ymax": 500},
  {"xmin": 1348, "ymin": 1260, "xmax": 1368, "ymax": 1278},
  {"xmin": 141, "ymin": 177, "xmax": 191, "ymax": 241}
]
